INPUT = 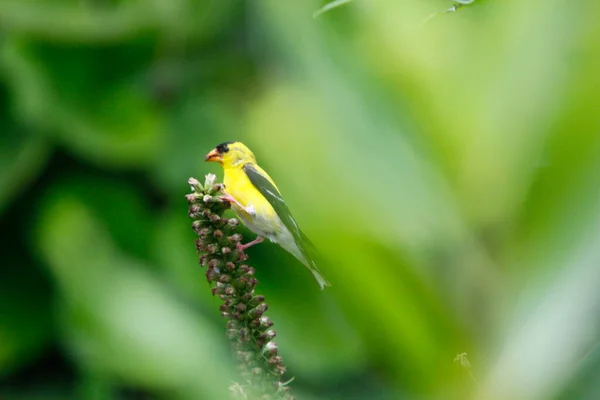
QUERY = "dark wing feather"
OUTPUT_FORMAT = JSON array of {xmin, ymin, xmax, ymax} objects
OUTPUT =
[{"xmin": 243, "ymin": 163, "xmax": 316, "ymax": 259}]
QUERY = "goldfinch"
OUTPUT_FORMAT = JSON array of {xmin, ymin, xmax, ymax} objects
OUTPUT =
[{"xmin": 205, "ymin": 141, "xmax": 330, "ymax": 289}]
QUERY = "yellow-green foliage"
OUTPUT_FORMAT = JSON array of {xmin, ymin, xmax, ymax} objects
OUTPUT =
[{"xmin": 1, "ymin": 1, "xmax": 599, "ymax": 399}]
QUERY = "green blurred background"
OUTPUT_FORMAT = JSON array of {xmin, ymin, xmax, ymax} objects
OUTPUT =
[{"xmin": 1, "ymin": 0, "xmax": 600, "ymax": 399}]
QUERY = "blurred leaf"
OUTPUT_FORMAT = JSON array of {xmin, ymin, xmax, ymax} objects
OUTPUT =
[
  {"xmin": 1, "ymin": 39, "xmax": 162, "ymax": 167},
  {"xmin": 153, "ymin": 94, "xmax": 241, "ymax": 195},
  {"xmin": 558, "ymin": 343, "xmax": 600, "ymax": 400},
  {"xmin": 0, "ymin": 254, "xmax": 53, "ymax": 378},
  {"xmin": 35, "ymin": 191, "xmax": 233, "ymax": 399},
  {"xmin": 246, "ymin": 245, "xmax": 368, "ymax": 381},
  {"xmin": 152, "ymin": 206, "xmax": 215, "ymax": 304},
  {"xmin": 313, "ymin": 0, "xmax": 354, "ymax": 18},
  {"xmin": 42, "ymin": 175, "xmax": 155, "ymax": 261},
  {"xmin": 0, "ymin": 0, "xmax": 234, "ymax": 44},
  {"xmin": 0, "ymin": 129, "xmax": 50, "ymax": 215},
  {"xmin": 477, "ymin": 209, "xmax": 600, "ymax": 400}
]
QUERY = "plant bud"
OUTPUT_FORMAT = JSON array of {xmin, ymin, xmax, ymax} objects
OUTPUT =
[
  {"xmin": 195, "ymin": 239, "xmax": 206, "ymax": 251},
  {"xmin": 260, "ymin": 330, "xmax": 276, "ymax": 340},
  {"xmin": 199, "ymin": 254, "xmax": 208, "ymax": 266},
  {"xmin": 198, "ymin": 227, "xmax": 211, "ymax": 238},
  {"xmin": 226, "ymin": 320, "xmax": 239, "ymax": 330},
  {"xmin": 250, "ymin": 295, "xmax": 265, "ymax": 306},
  {"xmin": 188, "ymin": 204, "xmax": 201, "ymax": 216},
  {"xmin": 206, "ymin": 269, "xmax": 218, "ymax": 282},
  {"xmin": 236, "ymin": 303, "xmax": 247, "ymax": 313},
  {"xmin": 188, "ymin": 177, "xmax": 202, "ymax": 190},
  {"xmin": 268, "ymin": 355, "xmax": 283, "ymax": 365},
  {"xmin": 192, "ymin": 220, "xmax": 203, "ymax": 234},
  {"xmin": 228, "ymin": 233, "xmax": 242, "ymax": 243},
  {"xmin": 248, "ymin": 303, "xmax": 268, "ymax": 319},
  {"xmin": 185, "ymin": 193, "xmax": 197, "ymax": 204},
  {"xmin": 224, "ymin": 286, "xmax": 235, "ymax": 296},
  {"xmin": 226, "ymin": 329, "xmax": 238, "ymax": 339},
  {"xmin": 274, "ymin": 365, "xmax": 286, "ymax": 376},
  {"xmin": 260, "ymin": 316, "xmax": 274, "ymax": 328},
  {"xmin": 204, "ymin": 173, "xmax": 216, "ymax": 188}
]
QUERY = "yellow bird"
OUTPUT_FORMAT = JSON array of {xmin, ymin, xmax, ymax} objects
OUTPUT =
[{"xmin": 205, "ymin": 141, "xmax": 330, "ymax": 289}]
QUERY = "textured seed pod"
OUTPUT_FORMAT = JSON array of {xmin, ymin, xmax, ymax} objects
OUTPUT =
[
  {"xmin": 250, "ymin": 295, "xmax": 265, "ymax": 306},
  {"xmin": 260, "ymin": 317, "xmax": 274, "ymax": 329},
  {"xmin": 228, "ymin": 233, "xmax": 242, "ymax": 243},
  {"xmin": 260, "ymin": 330, "xmax": 276, "ymax": 340},
  {"xmin": 248, "ymin": 303, "xmax": 268, "ymax": 319},
  {"xmin": 185, "ymin": 193, "xmax": 198, "ymax": 204},
  {"xmin": 195, "ymin": 239, "xmax": 206, "ymax": 252},
  {"xmin": 206, "ymin": 268, "xmax": 218, "ymax": 282},
  {"xmin": 188, "ymin": 175, "xmax": 293, "ymax": 399}
]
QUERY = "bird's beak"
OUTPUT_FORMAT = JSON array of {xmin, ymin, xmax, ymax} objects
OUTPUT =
[{"xmin": 205, "ymin": 149, "xmax": 222, "ymax": 163}]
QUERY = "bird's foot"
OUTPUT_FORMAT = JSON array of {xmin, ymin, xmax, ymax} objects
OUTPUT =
[
  {"xmin": 218, "ymin": 194, "xmax": 256, "ymax": 215},
  {"xmin": 218, "ymin": 193, "xmax": 239, "ymax": 206},
  {"xmin": 237, "ymin": 236, "xmax": 264, "ymax": 251}
]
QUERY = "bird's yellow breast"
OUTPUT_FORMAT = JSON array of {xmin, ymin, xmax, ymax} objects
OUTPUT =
[{"xmin": 222, "ymin": 164, "xmax": 280, "ymax": 233}]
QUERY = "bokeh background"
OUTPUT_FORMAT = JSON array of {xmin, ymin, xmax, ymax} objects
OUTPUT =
[{"xmin": 1, "ymin": 0, "xmax": 600, "ymax": 399}]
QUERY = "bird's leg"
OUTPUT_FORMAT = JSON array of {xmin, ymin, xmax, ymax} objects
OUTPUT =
[
  {"xmin": 219, "ymin": 193, "xmax": 256, "ymax": 215},
  {"xmin": 237, "ymin": 236, "xmax": 264, "ymax": 251}
]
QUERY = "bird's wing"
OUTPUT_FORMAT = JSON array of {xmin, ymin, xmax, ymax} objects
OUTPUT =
[{"xmin": 242, "ymin": 163, "xmax": 316, "ymax": 260}]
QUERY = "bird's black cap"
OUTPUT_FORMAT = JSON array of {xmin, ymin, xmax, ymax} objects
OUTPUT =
[{"xmin": 216, "ymin": 141, "xmax": 233, "ymax": 153}]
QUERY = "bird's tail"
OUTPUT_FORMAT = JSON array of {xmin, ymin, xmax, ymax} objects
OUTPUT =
[
  {"xmin": 285, "ymin": 235, "xmax": 331, "ymax": 289},
  {"xmin": 306, "ymin": 259, "xmax": 331, "ymax": 290}
]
